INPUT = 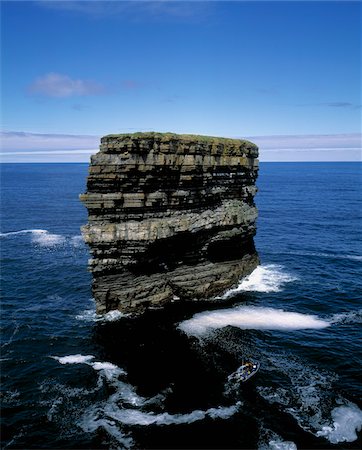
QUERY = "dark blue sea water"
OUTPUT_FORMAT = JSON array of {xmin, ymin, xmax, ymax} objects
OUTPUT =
[{"xmin": 1, "ymin": 162, "xmax": 361, "ymax": 449}]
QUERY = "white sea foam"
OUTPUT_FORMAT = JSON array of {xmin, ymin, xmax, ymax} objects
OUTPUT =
[
  {"xmin": 257, "ymin": 354, "xmax": 362, "ymax": 444},
  {"xmin": 91, "ymin": 361, "xmax": 121, "ymax": 372},
  {"xmin": 79, "ymin": 411, "xmax": 134, "ymax": 449},
  {"xmin": 0, "ymin": 228, "xmax": 65, "ymax": 246},
  {"xmin": 52, "ymin": 354, "xmax": 239, "ymax": 447},
  {"xmin": 103, "ymin": 402, "xmax": 240, "ymax": 427},
  {"xmin": 75, "ymin": 309, "xmax": 98, "ymax": 322},
  {"xmin": 51, "ymin": 355, "xmax": 144, "ymax": 406},
  {"xmin": 0, "ymin": 229, "xmax": 47, "ymax": 237},
  {"xmin": 265, "ymin": 439, "xmax": 297, "ymax": 450},
  {"xmin": 329, "ymin": 310, "xmax": 362, "ymax": 325},
  {"xmin": 178, "ymin": 306, "xmax": 330, "ymax": 337},
  {"xmin": 51, "ymin": 354, "xmax": 95, "ymax": 364},
  {"xmin": 75, "ymin": 308, "xmax": 128, "ymax": 322},
  {"xmin": 44, "ymin": 357, "xmax": 139, "ymax": 448},
  {"xmin": 258, "ymin": 354, "xmax": 336, "ymax": 431},
  {"xmin": 316, "ymin": 403, "xmax": 362, "ymax": 443},
  {"xmin": 70, "ymin": 235, "xmax": 84, "ymax": 247},
  {"xmin": 51, "ymin": 355, "xmax": 125, "ymax": 379},
  {"xmin": 91, "ymin": 361, "xmax": 126, "ymax": 381},
  {"xmin": 1, "ymin": 228, "xmax": 84, "ymax": 248},
  {"xmin": 31, "ymin": 230, "xmax": 66, "ymax": 247},
  {"xmin": 223, "ymin": 265, "xmax": 297, "ymax": 298},
  {"xmin": 258, "ymin": 429, "xmax": 297, "ymax": 450},
  {"xmin": 104, "ymin": 310, "xmax": 127, "ymax": 321}
]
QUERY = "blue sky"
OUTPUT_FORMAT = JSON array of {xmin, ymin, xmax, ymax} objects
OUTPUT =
[{"xmin": 1, "ymin": 0, "xmax": 361, "ymax": 161}]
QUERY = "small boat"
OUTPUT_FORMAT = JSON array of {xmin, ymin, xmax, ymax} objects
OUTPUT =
[{"xmin": 227, "ymin": 361, "xmax": 260, "ymax": 383}]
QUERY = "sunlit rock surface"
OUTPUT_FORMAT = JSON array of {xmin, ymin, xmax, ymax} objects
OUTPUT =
[{"xmin": 80, "ymin": 132, "xmax": 259, "ymax": 314}]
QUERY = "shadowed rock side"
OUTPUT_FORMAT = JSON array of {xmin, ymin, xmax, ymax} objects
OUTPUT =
[{"xmin": 80, "ymin": 132, "xmax": 259, "ymax": 314}]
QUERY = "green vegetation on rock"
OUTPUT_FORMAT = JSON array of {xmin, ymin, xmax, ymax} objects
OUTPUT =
[{"xmin": 102, "ymin": 131, "xmax": 258, "ymax": 153}]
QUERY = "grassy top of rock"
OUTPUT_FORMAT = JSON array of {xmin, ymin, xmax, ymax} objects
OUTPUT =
[{"xmin": 102, "ymin": 131, "xmax": 258, "ymax": 152}]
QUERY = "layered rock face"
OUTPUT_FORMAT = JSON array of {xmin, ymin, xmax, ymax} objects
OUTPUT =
[{"xmin": 80, "ymin": 132, "xmax": 259, "ymax": 314}]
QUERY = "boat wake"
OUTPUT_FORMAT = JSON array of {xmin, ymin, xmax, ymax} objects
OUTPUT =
[
  {"xmin": 178, "ymin": 302, "xmax": 362, "ymax": 445},
  {"xmin": 257, "ymin": 354, "xmax": 362, "ymax": 444}
]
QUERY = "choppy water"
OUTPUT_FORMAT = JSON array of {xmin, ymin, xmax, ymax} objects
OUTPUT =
[{"xmin": 1, "ymin": 162, "xmax": 361, "ymax": 449}]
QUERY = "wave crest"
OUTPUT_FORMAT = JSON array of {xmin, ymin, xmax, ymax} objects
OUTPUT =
[{"xmin": 223, "ymin": 265, "xmax": 298, "ymax": 297}]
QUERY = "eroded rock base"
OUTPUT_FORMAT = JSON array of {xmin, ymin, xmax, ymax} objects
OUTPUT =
[{"xmin": 95, "ymin": 252, "xmax": 259, "ymax": 315}]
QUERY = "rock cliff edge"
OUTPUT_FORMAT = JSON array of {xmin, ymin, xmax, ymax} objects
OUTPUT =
[{"xmin": 80, "ymin": 132, "xmax": 259, "ymax": 314}]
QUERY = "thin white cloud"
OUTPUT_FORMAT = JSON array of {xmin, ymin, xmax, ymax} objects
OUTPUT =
[
  {"xmin": 1, "ymin": 131, "xmax": 361, "ymax": 162},
  {"xmin": 0, "ymin": 149, "xmax": 96, "ymax": 155},
  {"xmin": 325, "ymin": 102, "xmax": 356, "ymax": 108},
  {"xmin": 28, "ymin": 73, "xmax": 105, "ymax": 97},
  {"xmin": 37, "ymin": 0, "xmax": 212, "ymax": 21},
  {"xmin": 247, "ymin": 133, "xmax": 361, "ymax": 150},
  {"xmin": 0, "ymin": 131, "xmax": 100, "ymax": 151},
  {"xmin": 259, "ymin": 148, "xmax": 361, "ymax": 162},
  {"xmin": 297, "ymin": 101, "xmax": 361, "ymax": 109}
]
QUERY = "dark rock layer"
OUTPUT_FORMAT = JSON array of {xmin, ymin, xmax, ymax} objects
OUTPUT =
[{"xmin": 80, "ymin": 132, "xmax": 259, "ymax": 314}]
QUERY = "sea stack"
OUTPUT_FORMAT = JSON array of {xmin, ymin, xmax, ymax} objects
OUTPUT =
[{"xmin": 80, "ymin": 132, "xmax": 259, "ymax": 314}]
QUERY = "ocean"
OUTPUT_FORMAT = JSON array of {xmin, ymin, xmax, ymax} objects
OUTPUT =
[{"xmin": 1, "ymin": 162, "xmax": 361, "ymax": 449}]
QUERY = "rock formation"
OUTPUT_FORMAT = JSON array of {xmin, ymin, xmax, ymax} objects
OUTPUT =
[{"xmin": 80, "ymin": 132, "xmax": 259, "ymax": 315}]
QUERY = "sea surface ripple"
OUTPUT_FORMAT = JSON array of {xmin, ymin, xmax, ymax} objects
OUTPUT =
[{"xmin": 1, "ymin": 162, "xmax": 361, "ymax": 449}]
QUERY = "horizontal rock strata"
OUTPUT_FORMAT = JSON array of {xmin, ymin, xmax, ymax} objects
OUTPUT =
[{"xmin": 80, "ymin": 132, "xmax": 259, "ymax": 314}]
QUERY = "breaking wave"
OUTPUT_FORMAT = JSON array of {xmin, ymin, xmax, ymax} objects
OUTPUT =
[
  {"xmin": 223, "ymin": 265, "xmax": 298, "ymax": 297},
  {"xmin": 178, "ymin": 306, "xmax": 330, "ymax": 337},
  {"xmin": 75, "ymin": 308, "xmax": 128, "ymax": 322}
]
